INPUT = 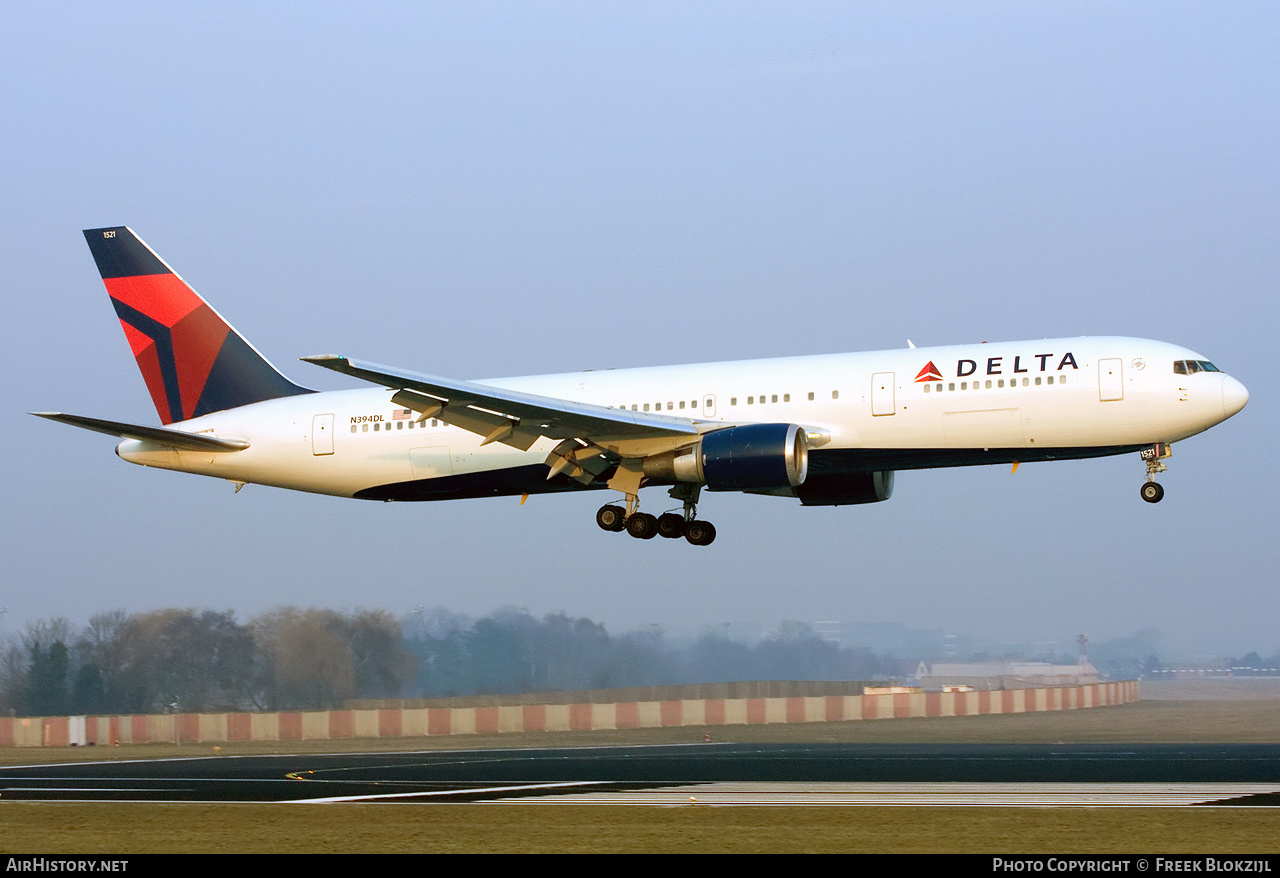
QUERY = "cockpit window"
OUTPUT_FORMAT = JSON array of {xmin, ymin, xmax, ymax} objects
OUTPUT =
[{"xmin": 1174, "ymin": 360, "xmax": 1220, "ymax": 375}]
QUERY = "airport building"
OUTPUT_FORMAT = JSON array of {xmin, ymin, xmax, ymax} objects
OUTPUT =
[{"xmin": 915, "ymin": 660, "xmax": 1100, "ymax": 691}]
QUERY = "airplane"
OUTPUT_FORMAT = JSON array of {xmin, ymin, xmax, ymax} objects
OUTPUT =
[{"xmin": 34, "ymin": 227, "xmax": 1249, "ymax": 547}]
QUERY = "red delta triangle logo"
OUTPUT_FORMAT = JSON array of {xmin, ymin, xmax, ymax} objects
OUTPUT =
[{"xmin": 914, "ymin": 361, "xmax": 943, "ymax": 383}]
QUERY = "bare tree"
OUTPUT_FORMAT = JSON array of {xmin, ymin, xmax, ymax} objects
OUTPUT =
[{"xmin": 251, "ymin": 607, "xmax": 355, "ymax": 709}]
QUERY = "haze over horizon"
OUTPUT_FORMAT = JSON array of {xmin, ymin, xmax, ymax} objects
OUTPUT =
[{"xmin": 3, "ymin": 4, "xmax": 1274, "ymax": 659}]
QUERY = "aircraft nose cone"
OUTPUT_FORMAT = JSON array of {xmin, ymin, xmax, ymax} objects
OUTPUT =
[{"xmin": 1222, "ymin": 375, "xmax": 1249, "ymax": 418}]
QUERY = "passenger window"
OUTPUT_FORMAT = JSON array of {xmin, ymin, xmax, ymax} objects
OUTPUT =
[
  {"xmin": 1047, "ymin": 376, "xmax": 1054, "ymax": 385},
  {"xmin": 832, "ymin": 390, "xmax": 839, "ymax": 399},
  {"xmin": 783, "ymin": 394, "xmax": 790, "ymax": 402},
  {"xmin": 771, "ymin": 395, "xmax": 777, "ymax": 403},
  {"xmin": 730, "ymin": 397, "xmax": 737, "ymax": 406},
  {"xmin": 924, "ymin": 384, "xmax": 931, "ymax": 393},
  {"xmin": 747, "ymin": 396, "xmax": 754, "ymax": 405},
  {"xmin": 350, "ymin": 425, "xmax": 357, "ymax": 433},
  {"xmin": 948, "ymin": 383, "xmax": 955, "ymax": 391}
]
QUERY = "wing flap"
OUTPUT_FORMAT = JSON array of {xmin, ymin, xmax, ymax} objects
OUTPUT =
[{"xmin": 31, "ymin": 412, "xmax": 250, "ymax": 452}]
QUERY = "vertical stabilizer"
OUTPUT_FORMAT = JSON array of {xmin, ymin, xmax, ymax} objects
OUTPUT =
[{"xmin": 83, "ymin": 227, "xmax": 312, "ymax": 424}]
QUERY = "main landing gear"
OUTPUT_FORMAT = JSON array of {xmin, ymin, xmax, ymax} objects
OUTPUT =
[
  {"xmin": 595, "ymin": 484, "xmax": 716, "ymax": 546},
  {"xmin": 1139, "ymin": 443, "xmax": 1171, "ymax": 504}
]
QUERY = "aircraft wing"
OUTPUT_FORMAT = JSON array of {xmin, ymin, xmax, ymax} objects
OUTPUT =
[
  {"xmin": 31, "ymin": 412, "xmax": 250, "ymax": 452},
  {"xmin": 301, "ymin": 355, "xmax": 701, "ymax": 452}
]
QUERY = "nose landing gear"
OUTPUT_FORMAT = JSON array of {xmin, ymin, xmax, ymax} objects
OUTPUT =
[{"xmin": 1139, "ymin": 443, "xmax": 1171, "ymax": 504}]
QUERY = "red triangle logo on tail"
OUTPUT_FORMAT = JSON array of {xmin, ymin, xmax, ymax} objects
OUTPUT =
[{"xmin": 914, "ymin": 361, "xmax": 943, "ymax": 382}]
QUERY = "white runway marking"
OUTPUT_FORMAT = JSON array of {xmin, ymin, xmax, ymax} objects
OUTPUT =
[
  {"xmin": 511, "ymin": 782, "xmax": 1280, "ymax": 806},
  {"xmin": 288, "ymin": 781, "xmax": 611, "ymax": 804}
]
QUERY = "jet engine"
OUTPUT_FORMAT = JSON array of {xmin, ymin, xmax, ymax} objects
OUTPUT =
[
  {"xmin": 794, "ymin": 470, "xmax": 894, "ymax": 506},
  {"xmin": 644, "ymin": 423, "xmax": 808, "ymax": 491}
]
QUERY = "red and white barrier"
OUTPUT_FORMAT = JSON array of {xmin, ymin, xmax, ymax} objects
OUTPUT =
[{"xmin": 0, "ymin": 680, "xmax": 1140, "ymax": 747}]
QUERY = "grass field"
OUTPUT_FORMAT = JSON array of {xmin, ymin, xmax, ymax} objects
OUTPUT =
[
  {"xmin": 5, "ymin": 803, "xmax": 1279, "ymax": 854},
  {"xmin": 2, "ymin": 693, "xmax": 1279, "ymax": 853}
]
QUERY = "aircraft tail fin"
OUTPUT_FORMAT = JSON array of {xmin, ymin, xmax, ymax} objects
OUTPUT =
[{"xmin": 83, "ymin": 227, "xmax": 312, "ymax": 424}]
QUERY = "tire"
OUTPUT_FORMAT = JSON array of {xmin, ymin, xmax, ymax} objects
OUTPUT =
[
  {"xmin": 657, "ymin": 512, "xmax": 687, "ymax": 539},
  {"xmin": 626, "ymin": 511, "xmax": 659, "ymax": 539},
  {"xmin": 1140, "ymin": 482, "xmax": 1165, "ymax": 504},
  {"xmin": 685, "ymin": 520, "xmax": 717, "ymax": 546},
  {"xmin": 596, "ymin": 504, "xmax": 627, "ymax": 531}
]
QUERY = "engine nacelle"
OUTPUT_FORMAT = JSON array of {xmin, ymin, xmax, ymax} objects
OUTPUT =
[
  {"xmin": 648, "ymin": 423, "xmax": 809, "ymax": 491},
  {"xmin": 795, "ymin": 470, "xmax": 894, "ymax": 506}
]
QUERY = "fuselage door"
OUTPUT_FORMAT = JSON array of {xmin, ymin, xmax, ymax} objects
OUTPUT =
[
  {"xmin": 703, "ymin": 395, "xmax": 716, "ymax": 418},
  {"xmin": 1098, "ymin": 359, "xmax": 1124, "ymax": 402},
  {"xmin": 312, "ymin": 413, "xmax": 335, "ymax": 455},
  {"xmin": 871, "ymin": 373, "xmax": 896, "ymax": 416}
]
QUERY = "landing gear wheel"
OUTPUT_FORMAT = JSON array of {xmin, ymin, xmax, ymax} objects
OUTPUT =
[
  {"xmin": 626, "ymin": 511, "xmax": 659, "ymax": 539},
  {"xmin": 685, "ymin": 520, "xmax": 717, "ymax": 546},
  {"xmin": 657, "ymin": 512, "xmax": 687, "ymax": 539},
  {"xmin": 596, "ymin": 504, "xmax": 626, "ymax": 532},
  {"xmin": 1140, "ymin": 482, "xmax": 1165, "ymax": 504}
]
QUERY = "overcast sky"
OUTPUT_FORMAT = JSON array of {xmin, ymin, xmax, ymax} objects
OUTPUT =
[{"xmin": 3, "ymin": 2, "xmax": 1275, "ymax": 658}]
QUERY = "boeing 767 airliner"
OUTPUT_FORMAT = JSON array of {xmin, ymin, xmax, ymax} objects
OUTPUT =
[{"xmin": 34, "ymin": 227, "xmax": 1249, "ymax": 546}]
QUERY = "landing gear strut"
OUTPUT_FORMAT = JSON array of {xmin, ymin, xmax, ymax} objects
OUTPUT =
[
  {"xmin": 1139, "ymin": 443, "xmax": 1171, "ymax": 504},
  {"xmin": 594, "ymin": 483, "xmax": 716, "ymax": 546},
  {"xmin": 670, "ymin": 483, "xmax": 716, "ymax": 546}
]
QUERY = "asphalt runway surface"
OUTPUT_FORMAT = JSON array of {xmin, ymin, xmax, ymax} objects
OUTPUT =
[{"xmin": 4, "ymin": 743, "xmax": 1280, "ymax": 805}]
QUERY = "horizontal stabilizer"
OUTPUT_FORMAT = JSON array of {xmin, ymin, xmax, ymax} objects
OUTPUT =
[{"xmin": 31, "ymin": 412, "xmax": 249, "ymax": 452}]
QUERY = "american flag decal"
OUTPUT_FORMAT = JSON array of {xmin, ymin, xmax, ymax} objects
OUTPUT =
[{"xmin": 392, "ymin": 408, "xmax": 412, "ymax": 420}]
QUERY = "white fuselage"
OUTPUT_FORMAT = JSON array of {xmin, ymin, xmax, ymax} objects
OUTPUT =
[{"xmin": 115, "ymin": 336, "xmax": 1247, "ymax": 500}]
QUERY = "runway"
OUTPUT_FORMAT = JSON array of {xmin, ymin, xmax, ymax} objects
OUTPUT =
[{"xmin": 3, "ymin": 743, "xmax": 1280, "ymax": 805}]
